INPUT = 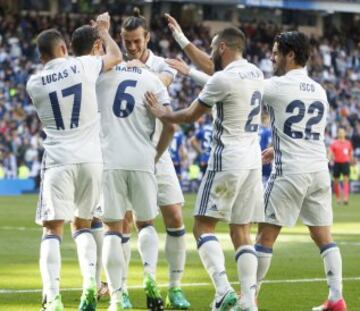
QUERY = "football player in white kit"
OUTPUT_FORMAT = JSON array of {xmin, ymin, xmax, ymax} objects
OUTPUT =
[
  {"xmin": 96, "ymin": 57, "xmax": 174, "ymax": 311},
  {"xmin": 118, "ymin": 8, "xmax": 190, "ymax": 310},
  {"xmin": 26, "ymin": 13, "xmax": 122, "ymax": 311},
  {"xmin": 256, "ymin": 32, "xmax": 347, "ymax": 311},
  {"xmin": 164, "ymin": 16, "xmax": 347, "ymax": 311},
  {"xmin": 146, "ymin": 27, "xmax": 264, "ymax": 311}
]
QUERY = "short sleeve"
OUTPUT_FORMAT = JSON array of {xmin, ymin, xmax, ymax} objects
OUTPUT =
[
  {"xmin": 158, "ymin": 60, "xmax": 177, "ymax": 80},
  {"xmin": 154, "ymin": 77, "xmax": 171, "ymax": 106},
  {"xmin": 198, "ymin": 72, "xmax": 227, "ymax": 108},
  {"xmin": 77, "ymin": 55, "xmax": 103, "ymax": 79},
  {"xmin": 263, "ymin": 78, "xmax": 279, "ymax": 107}
]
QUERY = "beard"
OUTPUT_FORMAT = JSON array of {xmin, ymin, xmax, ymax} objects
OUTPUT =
[
  {"xmin": 213, "ymin": 53, "xmax": 223, "ymax": 72},
  {"xmin": 273, "ymin": 59, "xmax": 286, "ymax": 76}
]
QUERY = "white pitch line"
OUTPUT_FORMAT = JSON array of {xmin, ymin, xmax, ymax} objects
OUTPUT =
[{"xmin": 1, "ymin": 277, "xmax": 360, "ymax": 294}]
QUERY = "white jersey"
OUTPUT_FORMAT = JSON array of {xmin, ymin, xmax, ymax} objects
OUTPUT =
[
  {"xmin": 26, "ymin": 56, "xmax": 103, "ymax": 168},
  {"xmin": 143, "ymin": 50, "xmax": 177, "ymax": 164},
  {"xmin": 264, "ymin": 68, "xmax": 329, "ymax": 175},
  {"xmin": 97, "ymin": 63, "xmax": 170, "ymax": 172},
  {"xmin": 198, "ymin": 59, "xmax": 264, "ymax": 171}
]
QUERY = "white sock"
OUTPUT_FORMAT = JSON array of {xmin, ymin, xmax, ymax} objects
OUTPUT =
[
  {"xmin": 40, "ymin": 235, "xmax": 61, "ymax": 302},
  {"xmin": 91, "ymin": 223, "xmax": 104, "ymax": 289},
  {"xmin": 138, "ymin": 225, "xmax": 159, "ymax": 278},
  {"xmin": 321, "ymin": 243, "xmax": 343, "ymax": 301},
  {"xmin": 102, "ymin": 232, "xmax": 125, "ymax": 303},
  {"xmin": 166, "ymin": 227, "xmax": 186, "ymax": 288},
  {"xmin": 73, "ymin": 229, "xmax": 97, "ymax": 289},
  {"xmin": 236, "ymin": 245, "xmax": 258, "ymax": 307},
  {"xmin": 197, "ymin": 234, "xmax": 232, "ymax": 298},
  {"xmin": 122, "ymin": 234, "xmax": 131, "ymax": 292},
  {"xmin": 255, "ymin": 244, "xmax": 273, "ymax": 294}
]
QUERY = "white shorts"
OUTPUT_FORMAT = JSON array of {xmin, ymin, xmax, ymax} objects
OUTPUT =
[
  {"xmin": 102, "ymin": 170, "xmax": 158, "ymax": 222},
  {"xmin": 194, "ymin": 169, "xmax": 264, "ymax": 224},
  {"xmin": 156, "ymin": 152, "xmax": 184, "ymax": 207},
  {"xmin": 264, "ymin": 170, "xmax": 332, "ymax": 227},
  {"xmin": 36, "ymin": 163, "xmax": 103, "ymax": 225}
]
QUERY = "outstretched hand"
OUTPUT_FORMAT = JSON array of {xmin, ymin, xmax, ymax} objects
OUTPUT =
[
  {"xmin": 164, "ymin": 13, "xmax": 183, "ymax": 34},
  {"xmin": 91, "ymin": 12, "xmax": 110, "ymax": 33},
  {"xmin": 144, "ymin": 92, "xmax": 167, "ymax": 119},
  {"xmin": 165, "ymin": 57, "xmax": 190, "ymax": 76}
]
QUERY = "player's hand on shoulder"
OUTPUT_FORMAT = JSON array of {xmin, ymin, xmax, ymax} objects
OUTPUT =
[
  {"xmin": 144, "ymin": 92, "xmax": 167, "ymax": 118},
  {"xmin": 166, "ymin": 57, "xmax": 189, "ymax": 76},
  {"xmin": 262, "ymin": 147, "xmax": 274, "ymax": 165}
]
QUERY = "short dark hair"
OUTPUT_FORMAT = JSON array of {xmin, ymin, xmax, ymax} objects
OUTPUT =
[
  {"xmin": 274, "ymin": 31, "xmax": 310, "ymax": 66},
  {"xmin": 121, "ymin": 7, "xmax": 148, "ymax": 33},
  {"xmin": 71, "ymin": 25, "xmax": 100, "ymax": 56},
  {"xmin": 215, "ymin": 27, "xmax": 246, "ymax": 53},
  {"xmin": 37, "ymin": 29, "xmax": 64, "ymax": 58}
]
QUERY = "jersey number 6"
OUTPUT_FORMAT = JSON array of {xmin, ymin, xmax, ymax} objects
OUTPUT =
[{"xmin": 113, "ymin": 79, "xmax": 138, "ymax": 118}]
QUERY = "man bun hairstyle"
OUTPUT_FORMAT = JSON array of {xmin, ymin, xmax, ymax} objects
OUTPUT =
[
  {"xmin": 274, "ymin": 31, "xmax": 310, "ymax": 67},
  {"xmin": 122, "ymin": 7, "xmax": 149, "ymax": 33}
]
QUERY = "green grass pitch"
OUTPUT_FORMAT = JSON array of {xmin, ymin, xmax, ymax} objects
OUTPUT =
[{"xmin": 0, "ymin": 194, "xmax": 359, "ymax": 310}]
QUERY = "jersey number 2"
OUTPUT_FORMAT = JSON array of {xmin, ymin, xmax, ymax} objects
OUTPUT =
[
  {"xmin": 49, "ymin": 83, "xmax": 82, "ymax": 130},
  {"xmin": 245, "ymin": 91, "xmax": 262, "ymax": 132},
  {"xmin": 113, "ymin": 80, "xmax": 138, "ymax": 118}
]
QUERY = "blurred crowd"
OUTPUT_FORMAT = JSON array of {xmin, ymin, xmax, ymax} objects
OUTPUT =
[{"xmin": 0, "ymin": 11, "xmax": 359, "ymax": 186}]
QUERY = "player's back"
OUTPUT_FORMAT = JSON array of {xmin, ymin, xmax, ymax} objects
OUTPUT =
[
  {"xmin": 97, "ymin": 63, "xmax": 170, "ymax": 172},
  {"xmin": 196, "ymin": 124, "xmax": 213, "ymax": 161},
  {"xmin": 199, "ymin": 59, "xmax": 264, "ymax": 171},
  {"xmin": 26, "ymin": 56, "xmax": 103, "ymax": 167},
  {"xmin": 264, "ymin": 68, "xmax": 328, "ymax": 175}
]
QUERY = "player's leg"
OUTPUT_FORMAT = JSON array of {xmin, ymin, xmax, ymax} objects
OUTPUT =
[
  {"xmin": 90, "ymin": 217, "xmax": 106, "ymax": 297},
  {"xmin": 40, "ymin": 221, "xmax": 65, "ymax": 311},
  {"xmin": 342, "ymin": 163, "xmax": 350, "ymax": 205},
  {"xmin": 37, "ymin": 164, "xmax": 76, "ymax": 310},
  {"xmin": 130, "ymin": 171, "xmax": 163, "ymax": 310},
  {"xmin": 73, "ymin": 163, "xmax": 103, "ymax": 311},
  {"xmin": 302, "ymin": 171, "xmax": 347, "ymax": 311},
  {"xmin": 194, "ymin": 170, "xmax": 238, "ymax": 311},
  {"xmin": 121, "ymin": 210, "xmax": 134, "ymax": 309},
  {"xmin": 102, "ymin": 169, "xmax": 128, "ymax": 310},
  {"xmin": 333, "ymin": 163, "xmax": 341, "ymax": 204},
  {"xmin": 309, "ymin": 226, "xmax": 347, "ymax": 311},
  {"xmin": 157, "ymin": 160, "xmax": 189, "ymax": 309},
  {"xmin": 230, "ymin": 168, "xmax": 264, "ymax": 310},
  {"xmin": 194, "ymin": 216, "xmax": 237, "ymax": 311},
  {"xmin": 256, "ymin": 173, "xmax": 305, "ymax": 298},
  {"xmin": 160, "ymin": 204, "xmax": 190, "ymax": 309},
  {"xmin": 72, "ymin": 218, "xmax": 98, "ymax": 311},
  {"xmin": 255, "ymin": 223, "xmax": 281, "ymax": 295},
  {"xmin": 230, "ymin": 223, "xmax": 259, "ymax": 310}
]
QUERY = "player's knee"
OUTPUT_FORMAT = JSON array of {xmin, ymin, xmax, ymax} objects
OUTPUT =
[
  {"xmin": 164, "ymin": 210, "xmax": 183, "ymax": 228},
  {"xmin": 136, "ymin": 220, "xmax": 154, "ymax": 231},
  {"xmin": 43, "ymin": 220, "xmax": 64, "ymax": 237}
]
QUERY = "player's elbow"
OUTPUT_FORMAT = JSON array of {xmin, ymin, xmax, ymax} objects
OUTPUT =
[{"xmin": 165, "ymin": 122, "xmax": 176, "ymax": 134}]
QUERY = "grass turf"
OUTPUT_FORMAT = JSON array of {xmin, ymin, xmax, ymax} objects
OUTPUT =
[{"xmin": 0, "ymin": 194, "xmax": 359, "ymax": 310}]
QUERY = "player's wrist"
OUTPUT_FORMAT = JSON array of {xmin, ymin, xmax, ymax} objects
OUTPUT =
[{"xmin": 172, "ymin": 30, "xmax": 190, "ymax": 50}]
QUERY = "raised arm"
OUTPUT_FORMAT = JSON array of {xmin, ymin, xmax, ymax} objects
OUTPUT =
[
  {"xmin": 95, "ymin": 12, "xmax": 122, "ymax": 71},
  {"xmin": 166, "ymin": 57, "xmax": 210, "ymax": 87},
  {"xmin": 165, "ymin": 13, "xmax": 214, "ymax": 75}
]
